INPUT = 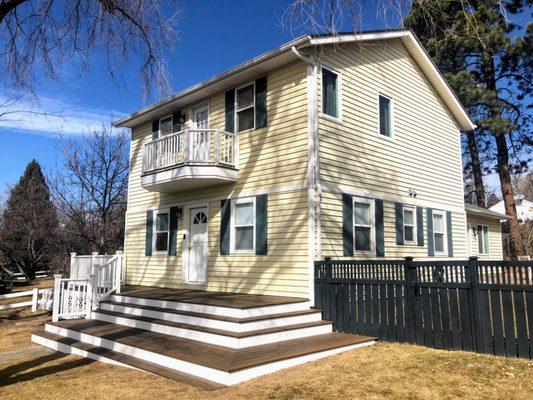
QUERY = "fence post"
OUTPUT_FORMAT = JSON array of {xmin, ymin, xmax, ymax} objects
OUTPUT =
[
  {"xmin": 69, "ymin": 252, "xmax": 77, "ymax": 278},
  {"xmin": 31, "ymin": 288, "xmax": 39, "ymax": 312},
  {"xmin": 115, "ymin": 251, "xmax": 123, "ymax": 294},
  {"xmin": 91, "ymin": 251, "xmax": 99, "ymax": 275},
  {"xmin": 52, "ymin": 274, "xmax": 62, "ymax": 322},
  {"xmin": 466, "ymin": 256, "xmax": 483, "ymax": 352},
  {"xmin": 86, "ymin": 274, "xmax": 95, "ymax": 316},
  {"xmin": 403, "ymin": 257, "xmax": 417, "ymax": 344}
]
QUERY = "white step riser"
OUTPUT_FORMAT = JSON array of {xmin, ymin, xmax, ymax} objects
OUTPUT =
[
  {"xmin": 31, "ymin": 334, "xmax": 137, "ymax": 371},
  {"xmin": 109, "ymin": 294, "xmax": 311, "ymax": 318},
  {"xmin": 92, "ymin": 311, "xmax": 332, "ymax": 349},
  {"xmin": 43, "ymin": 324, "xmax": 375, "ymax": 386},
  {"xmin": 99, "ymin": 302, "xmax": 322, "ymax": 333}
]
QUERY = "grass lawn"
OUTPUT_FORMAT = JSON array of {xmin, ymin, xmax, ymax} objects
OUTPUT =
[{"xmin": 0, "ymin": 306, "xmax": 532, "ymax": 400}]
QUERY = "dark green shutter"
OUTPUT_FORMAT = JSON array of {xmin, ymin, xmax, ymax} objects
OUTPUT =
[
  {"xmin": 225, "ymin": 90, "xmax": 235, "ymax": 133},
  {"xmin": 395, "ymin": 202, "xmax": 404, "ymax": 245},
  {"xmin": 427, "ymin": 208, "xmax": 434, "ymax": 256},
  {"xmin": 220, "ymin": 199, "xmax": 231, "ymax": 255},
  {"xmin": 375, "ymin": 199, "xmax": 385, "ymax": 257},
  {"xmin": 168, "ymin": 207, "xmax": 179, "ymax": 256},
  {"xmin": 151, "ymin": 120, "xmax": 159, "ymax": 140},
  {"xmin": 255, "ymin": 76, "xmax": 267, "ymax": 128},
  {"xmin": 145, "ymin": 210, "xmax": 153, "ymax": 256},
  {"xmin": 172, "ymin": 112, "xmax": 182, "ymax": 133},
  {"xmin": 446, "ymin": 211, "xmax": 453, "ymax": 257},
  {"xmin": 342, "ymin": 193, "xmax": 353, "ymax": 256},
  {"xmin": 255, "ymin": 194, "xmax": 268, "ymax": 255},
  {"xmin": 416, "ymin": 206, "xmax": 424, "ymax": 246}
]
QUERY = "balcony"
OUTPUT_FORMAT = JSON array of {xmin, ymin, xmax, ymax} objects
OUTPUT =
[{"xmin": 141, "ymin": 129, "xmax": 239, "ymax": 192}]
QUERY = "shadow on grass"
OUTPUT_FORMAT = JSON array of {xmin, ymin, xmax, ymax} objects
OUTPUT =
[{"xmin": 0, "ymin": 352, "xmax": 95, "ymax": 387}]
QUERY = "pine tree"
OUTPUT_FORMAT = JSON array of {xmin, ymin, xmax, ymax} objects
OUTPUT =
[
  {"xmin": 0, "ymin": 160, "xmax": 59, "ymax": 279},
  {"xmin": 404, "ymin": 0, "xmax": 532, "ymax": 259}
]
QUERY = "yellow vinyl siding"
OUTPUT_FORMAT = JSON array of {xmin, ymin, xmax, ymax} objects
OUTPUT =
[
  {"xmin": 315, "ymin": 39, "xmax": 467, "ymax": 260},
  {"xmin": 124, "ymin": 60, "xmax": 310, "ymax": 297},
  {"xmin": 466, "ymin": 215, "xmax": 504, "ymax": 260}
]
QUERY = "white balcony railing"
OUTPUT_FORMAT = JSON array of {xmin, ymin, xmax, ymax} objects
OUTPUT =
[{"xmin": 142, "ymin": 129, "xmax": 238, "ymax": 174}]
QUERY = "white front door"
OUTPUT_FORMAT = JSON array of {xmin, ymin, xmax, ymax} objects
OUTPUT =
[
  {"xmin": 187, "ymin": 207, "xmax": 208, "ymax": 284},
  {"xmin": 191, "ymin": 105, "xmax": 210, "ymax": 162}
]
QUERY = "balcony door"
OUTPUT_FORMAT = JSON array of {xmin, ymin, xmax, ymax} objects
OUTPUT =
[{"xmin": 191, "ymin": 104, "xmax": 210, "ymax": 162}]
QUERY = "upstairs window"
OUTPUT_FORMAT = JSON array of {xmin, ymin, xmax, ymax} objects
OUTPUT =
[
  {"xmin": 403, "ymin": 206, "xmax": 416, "ymax": 244},
  {"xmin": 159, "ymin": 115, "xmax": 173, "ymax": 137},
  {"xmin": 236, "ymin": 84, "xmax": 255, "ymax": 132},
  {"xmin": 379, "ymin": 94, "xmax": 392, "ymax": 137},
  {"xmin": 353, "ymin": 198, "xmax": 374, "ymax": 252},
  {"xmin": 154, "ymin": 212, "xmax": 170, "ymax": 252},
  {"xmin": 477, "ymin": 224, "xmax": 489, "ymax": 255},
  {"xmin": 432, "ymin": 210, "xmax": 447, "ymax": 255},
  {"xmin": 322, "ymin": 68, "xmax": 339, "ymax": 119}
]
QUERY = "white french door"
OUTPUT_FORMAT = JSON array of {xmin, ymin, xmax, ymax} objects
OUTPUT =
[{"xmin": 190, "ymin": 104, "xmax": 210, "ymax": 162}]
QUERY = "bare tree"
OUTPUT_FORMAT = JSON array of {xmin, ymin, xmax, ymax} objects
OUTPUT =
[
  {"xmin": 0, "ymin": 0, "xmax": 179, "ymax": 101},
  {"xmin": 51, "ymin": 126, "xmax": 129, "ymax": 255}
]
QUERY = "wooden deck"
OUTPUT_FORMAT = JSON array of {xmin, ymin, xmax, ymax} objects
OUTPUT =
[{"xmin": 119, "ymin": 285, "xmax": 308, "ymax": 309}]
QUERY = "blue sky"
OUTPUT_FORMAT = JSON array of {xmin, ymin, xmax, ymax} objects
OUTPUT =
[{"xmin": 0, "ymin": 1, "xmax": 526, "ymax": 193}]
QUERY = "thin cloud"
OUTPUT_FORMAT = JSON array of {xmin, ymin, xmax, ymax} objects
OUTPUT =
[{"xmin": 0, "ymin": 94, "xmax": 125, "ymax": 136}]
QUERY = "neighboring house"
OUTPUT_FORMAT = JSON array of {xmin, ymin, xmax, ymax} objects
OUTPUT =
[
  {"xmin": 465, "ymin": 204, "xmax": 507, "ymax": 259},
  {"xmin": 490, "ymin": 196, "xmax": 533, "ymax": 223},
  {"xmin": 33, "ymin": 30, "xmax": 496, "ymax": 387}
]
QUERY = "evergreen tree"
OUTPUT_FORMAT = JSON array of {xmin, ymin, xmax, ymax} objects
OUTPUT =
[
  {"xmin": 405, "ymin": 0, "xmax": 532, "ymax": 259},
  {"xmin": 0, "ymin": 160, "xmax": 59, "ymax": 279}
]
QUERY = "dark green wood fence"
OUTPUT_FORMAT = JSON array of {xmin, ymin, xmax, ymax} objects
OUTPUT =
[{"xmin": 314, "ymin": 257, "xmax": 533, "ymax": 359}]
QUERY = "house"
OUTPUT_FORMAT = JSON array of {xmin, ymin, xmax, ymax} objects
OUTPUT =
[
  {"xmin": 490, "ymin": 196, "xmax": 533, "ymax": 223},
  {"xmin": 33, "ymin": 30, "xmax": 496, "ymax": 387},
  {"xmin": 465, "ymin": 204, "xmax": 507, "ymax": 259}
]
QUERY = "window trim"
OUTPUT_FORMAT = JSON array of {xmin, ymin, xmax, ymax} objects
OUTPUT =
[
  {"xmin": 158, "ymin": 114, "xmax": 174, "ymax": 137},
  {"xmin": 230, "ymin": 196, "xmax": 256, "ymax": 254},
  {"xmin": 476, "ymin": 224, "xmax": 490, "ymax": 255},
  {"xmin": 403, "ymin": 205, "xmax": 417, "ymax": 245},
  {"xmin": 235, "ymin": 82, "xmax": 256, "ymax": 133},
  {"xmin": 377, "ymin": 92, "xmax": 394, "ymax": 140},
  {"xmin": 153, "ymin": 208, "xmax": 170, "ymax": 255},
  {"xmin": 432, "ymin": 209, "xmax": 448, "ymax": 256},
  {"xmin": 320, "ymin": 65, "xmax": 342, "ymax": 123},
  {"xmin": 352, "ymin": 196, "xmax": 375, "ymax": 254}
]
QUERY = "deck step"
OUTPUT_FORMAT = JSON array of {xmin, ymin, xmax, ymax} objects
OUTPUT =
[
  {"xmin": 99, "ymin": 300, "xmax": 323, "ymax": 332},
  {"xmin": 31, "ymin": 331, "xmax": 225, "ymax": 390},
  {"xmin": 44, "ymin": 319, "xmax": 376, "ymax": 386},
  {"xmin": 92, "ymin": 309, "xmax": 332, "ymax": 348}
]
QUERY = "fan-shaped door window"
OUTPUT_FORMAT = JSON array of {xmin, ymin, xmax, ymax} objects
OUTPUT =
[{"xmin": 193, "ymin": 212, "xmax": 207, "ymax": 225}]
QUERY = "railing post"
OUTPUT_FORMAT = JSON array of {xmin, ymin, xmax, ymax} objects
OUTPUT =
[
  {"xmin": 184, "ymin": 129, "xmax": 190, "ymax": 163},
  {"xmin": 70, "ymin": 252, "xmax": 77, "ymax": 278},
  {"xmin": 115, "ymin": 251, "xmax": 124, "ymax": 294},
  {"xmin": 31, "ymin": 288, "xmax": 39, "ymax": 312},
  {"xmin": 91, "ymin": 251, "xmax": 99, "ymax": 275},
  {"xmin": 466, "ymin": 256, "xmax": 483, "ymax": 352},
  {"xmin": 403, "ymin": 257, "xmax": 417, "ymax": 344},
  {"xmin": 214, "ymin": 129, "xmax": 220, "ymax": 165},
  {"xmin": 52, "ymin": 274, "xmax": 62, "ymax": 322},
  {"xmin": 87, "ymin": 274, "xmax": 95, "ymax": 314},
  {"xmin": 234, "ymin": 133, "xmax": 240, "ymax": 169}
]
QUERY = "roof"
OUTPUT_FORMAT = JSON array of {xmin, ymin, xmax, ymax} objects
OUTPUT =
[
  {"xmin": 113, "ymin": 30, "xmax": 475, "ymax": 131},
  {"xmin": 465, "ymin": 204, "xmax": 509, "ymax": 220}
]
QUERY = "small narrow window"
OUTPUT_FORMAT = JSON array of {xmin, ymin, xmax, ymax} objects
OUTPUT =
[
  {"xmin": 322, "ymin": 68, "xmax": 339, "ymax": 118},
  {"xmin": 432, "ymin": 211, "xmax": 446, "ymax": 255},
  {"xmin": 403, "ymin": 206, "xmax": 416, "ymax": 244},
  {"xmin": 379, "ymin": 94, "xmax": 392, "ymax": 137},
  {"xmin": 154, "ymin": 212, "xmax": 170, "ymax": 252},
  {"xmin": 236, "ymin": 84, "xmax": 255, "ymax": 132},
  {"xmin": 353, "ymin": 199, "xmax": 374, "ymax": 252},
  {"xmin": 232, "ymin": 199, "xmax": 255, "ymax": 252},
  {"xmin": 159, "ymin": 115, "xmax": 173, "ymax": 137},
  {"xmin": 477, "ymin": 224, "xmax": 489, "ymax": 255}
]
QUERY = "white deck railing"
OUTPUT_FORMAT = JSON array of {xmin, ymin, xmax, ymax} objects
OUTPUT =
[
  {"xmin": 142, "ymin": 128, "xmax": 238, "ymax": 173},
  {"xmin": 53, "ymin": 251, "xmax": 124, "ymax": 322}
]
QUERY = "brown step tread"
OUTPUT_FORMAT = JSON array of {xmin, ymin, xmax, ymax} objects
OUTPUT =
[
  {"xmin": 34, "ymin": 331, "xmax": 225, "ymax": 390},
  {"xmin": 50, "ymin": 319, "xmax": 376, "ymax": 372},
  {"xmin": 95, "ymin": 309, "xmax": 332, "ymax": 338},
  {"xmin": 101, "ymin": 300, "xmax": 322, "ymax": 323}
]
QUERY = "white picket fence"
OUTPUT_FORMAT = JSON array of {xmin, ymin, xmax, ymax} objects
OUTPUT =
[
  {"xmin": 52, "ymin": 251, "xmax": 124, "ymax": 322},
  {"xmin": 0, "ymin": 287, "xmax": 53, "ymax": 311}
]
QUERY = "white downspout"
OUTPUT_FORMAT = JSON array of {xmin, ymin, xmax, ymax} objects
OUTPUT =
[{"xmin": 292, "ymin": 46, "xmax": 322, "ymax": 306}]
